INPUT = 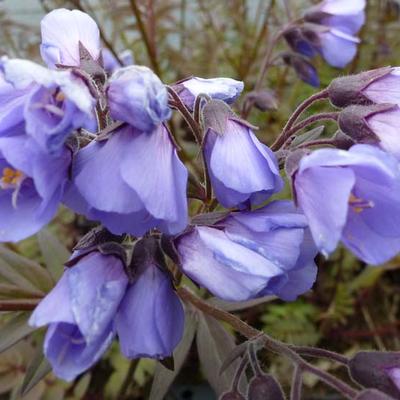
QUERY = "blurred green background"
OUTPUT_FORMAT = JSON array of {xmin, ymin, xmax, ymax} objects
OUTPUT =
[{"xmin": 0, "ymin": 0, "xmax": 399, "ymax": 399}]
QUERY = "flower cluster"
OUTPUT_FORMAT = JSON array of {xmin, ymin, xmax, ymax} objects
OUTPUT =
[
  {"xmin": 1, "ymin": 1, "xmax": 400, "ymax": 387},
  {"xmin": 282, "ymin": 0, "xmax": 366, "ymax": 86}
]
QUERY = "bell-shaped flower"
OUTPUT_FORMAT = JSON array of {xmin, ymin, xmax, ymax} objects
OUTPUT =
[
  {"xmin": 65, "ymin": 123, "xmax": 188, "ymax": 236},
  {"xmin": 305, "ymin": 0, "xmax": 366, "ymax": 36},
  {"xmin": 40, "ymin": 8, "xmax": 101, "ymax": 68},
  {"xmin": 0, "ymin": 73, "xmax": 31, "ymax": 137},
  {"xmin": 0, "ymin": 134, "xmax": 71, "ymax": 242},
  {"xmin": 115, "ymin": 243, "xmax": 185, "ymax": 359},
  {"xmin": 107, "ymin": 66, "xmax": 171, "ymax": 132},
  {"xmin": 338, "ymin": 104, "xmax": 400, "ymax": 160},
  {"xmin": 1, "ymin": 58, "xmax": 96, "ymax": 154},
  {"xmin": 175, "ymin": 201, "xmax": 317, "ymax": 302},
  {"xmin": 202, "ymin": 100, "xmax": 283, "ymax": 209},
  {"xmin": 29, "ymin": 250, "xmax": 128, "ymax": 381},
  {"xmin": 294, "ymin": 144, "xmax": 400, "ymax": 265},
  {"xmin": 173, "ymin": 77, "xmax": 244, "ymax": 110}
]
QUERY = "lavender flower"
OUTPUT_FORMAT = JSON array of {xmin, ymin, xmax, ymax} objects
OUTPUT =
[
  {"xmin": 40, "ymin": 8, "xmax": 101, "ymax": 68},
  {"xmin": 285, "ymin": 0, "xmax": 366, "ymax": 68},
  {"xmin": 0, "ymin": 134, "xmax": 70, "ymax": 242},
  {"xmin": 294, "ymin": 144, "xmax": 400, "ymax": 265},
  {"xmin": 202, "ymin": 100, "xmax": 283, "ymax": 208},
  {"xmin": 1, "ymin": 58, "xmax": 96, "ymax": 154},
  {"xmin": 107, "ymin": 66, "xmax": 171, "ymax": 132},
  {"xmin": 102, "ymin": 48, "xmax": 134, "ymax": 74},
  {"xmin": 65, "ymin": 123, "xmax": 188, "ymax": 236},
  {"xmin": 173, "ymin": 77, "xmax": 244, "ymax": 110},
  {"xmin": 175, "ymin": 201, "xmax": 317, "ymax": 302},
  {"xmin": 30, "ymin": 246, "xmax": 184, "ymax": 381},
  {"xmin": 338, "ymin": 104, "xmax": 400, "ymax": 160}
]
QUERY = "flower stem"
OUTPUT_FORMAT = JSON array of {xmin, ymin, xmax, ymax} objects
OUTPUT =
[
  {"xmin": 178, "ymin": 287, "xmax": 359, "ymax": 399},
  {"xmin": 290, "ymin": 366, "xmax": 303, "ymax": 400},
  {"xmin": 271, "ymin": 89, "xmax": 329, "ymax": 150},
  {"xmin": 0, "ymin": 300, "xmax": 40, "ymax": 311},
  {"xmin": 289, "ymin": 346, "xmax": 349, "ymax": 365},
  {"xmin": 271, "ymin": 111, "xmax": 338, "ymax": 151}
]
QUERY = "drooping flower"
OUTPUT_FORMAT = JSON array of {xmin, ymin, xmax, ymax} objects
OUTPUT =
[
  {"xmin": 1, "ymin": 58, "xmax": 96, "ymax": 154},
  {"xmin": 30, "ymin": 241, "xmax": 184, "ymax": 381},
  {"xmin": 115, "ymin": 239, "xmax": 185, "ymax": 359},
  {"xmin": 328, "ymin": 67, "xmax": 400, "ymax": 108},
  {"xmin": 294, "ymin": 144, "xmax": 400, "ymax": 265},
  {"xmin": 0, "ymin": 73, "xmax": 31, "ymax": 137},
  {"xmin": 202, "ymin": 100, "xmax": 283, "ymax": 209},
  {"xmin": 65, "ymin": 123, "xmax": 188, "ymax": 236},
  {"xmin": 175, "ymin": 201, "xmax": 317, "ymax": 302},
  {"xmin": 106, "ymin": 66, "xmax": 171, "ymax": 132},
  {"xmin": 338, "ymin": 104, "xmax": 400, "ymax": 160},
  {"xmin": 173, "ymin": 77, "xmax": 244, "ymax": 110},
  {"xmin": 40, "ymin": 8, "xmax": 101, "ymax": 69},
  {"xmin": 285, "ymin": 0, "xmax": 366, "ymax": 69},
  {"xmin": 0, "ymin": 134, "xmax": 70, "ymax": 241}
]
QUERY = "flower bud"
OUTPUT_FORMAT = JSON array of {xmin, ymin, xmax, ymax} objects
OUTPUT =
[
  {"xmin": 282, "ymin": 52, "xmax": 320, "ymax": 87},
  {"xmin": 356, "ymin": 389, "xmax": 397, "ymax": 400},
  {"xmin": 219, "ymin": 391, "xmax": 246, "ymax": 400},
  {"xmin": 107, "ymin": 65, "xmax": 171, "ymax": 132},
  {"xmin": 338, "ymin": 103, "xmax": 400, "ymax": 158},
  {"xmin": 349, "ymin": 351, "xmax": 400, "ymax": 398},
  {"xmin": 328, "ymin": 67, "xmax": 393, "ymax": 108},
  {"xmin": 247, "ymin": 374, "xmax": 285, "ymax": 400}
]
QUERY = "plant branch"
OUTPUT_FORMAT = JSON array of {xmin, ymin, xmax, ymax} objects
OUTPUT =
[
  {"xmin": 271, "ymin": 111, "xmax": 338, "ymax": 151},
  {"xmin": 290, "ymin": 366, "xmax": 303, "ymax": 400},
  {"xmin": 178, "ymin": 287, "xmax": 359, "ymax": 399},
  {"xmin": 290, "ymin": 346, "xmax": 349, "ymax": 365},
  {"xmin": 129, "ymin": 0, "xmax": 161, "ymax": 76}
]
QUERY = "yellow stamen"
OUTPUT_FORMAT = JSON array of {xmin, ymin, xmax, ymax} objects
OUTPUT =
[
  {"xmin": 349, "ymin": 193, "xmax": 374, "ymax": 213},
  {"xmin": 1, "ymin": 167, "xmax": 23, "ymax": 187},
  {"xmin": 55, "ymin": 91, "xmax": 65, "ymax": 102}
]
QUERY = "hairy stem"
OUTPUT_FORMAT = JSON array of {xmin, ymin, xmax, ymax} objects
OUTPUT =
[
  {"xmin": 290, "ymin": 366, "xmax": 303, "ymax": 400},
  {"xmin": 178, "ymin": 287, "xmax": 359, "ymax": 399},
  {"xmin": 271, "ymin": 111, "xmax": 338, "ymax": 151},
  {"xmin": 290, "ymin": 346, "xmax": 349, "ymax": 365},
  {"xmin": 129, "ymin": 0, "xmax": 161, "ymax": 77}
]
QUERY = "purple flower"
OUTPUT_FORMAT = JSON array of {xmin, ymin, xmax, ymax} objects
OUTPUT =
[
  {"xmin": 0, "ymin": 73, "xmax": 31, "ymax": 137},
  {"xmin": 101, "ymin": 48, "xmax": 134, "ymax": 74},
  {"xmin": 107, "ymin": 66, "xmax": 171, "ymax": 132},
  {"xmin": 0, "ymin": 134, "xmax": 70, "ymax": 242},
  {"xmin": 338, "ymin": 104, "xmax": 400, "ymax": 160},
  {"xmin": 173, "ymin": 77, "xmax": 244, "ymax": 110},
  {"xmin": 29, "ymin": 247, "xmax": 184, "ymax": 381},
  {"xmin": 282, "ymin": 52, "xmax": 320, "ymax": 87},
  {"xmin": 115, "ymin": 259, "xmax": 184, "ymax": 359},
  {"xmin": 285, "ymin": 0, "xmax": 366, "ymax": 69},
  {"xmin": 294, "ymin": 144, "xmax": 400, "ymax": 265},
  {"xmin": 1, "ymin": 58, "xmax": 95, "ymax": 154},
  {"xmin": 202, "ymin": 101, "xmax": 283, "ymax": 208},
  {"xmin": 40, "ymin": 8, "xmax": 101, "ymax": 68},
  {"xmin": 387, "ymin": 368, "xmax": 400, "ymax": 392},
  {"xmin": 65, "ymin": 123, "xmax": 188, "ymax": 236},
  {"xmin": 175, "ymin": 201, "xmax": 317, "ymax": 302},
  {"xmin": 305, "ymin": 0, "xmax": 366, "ymax": 36}
]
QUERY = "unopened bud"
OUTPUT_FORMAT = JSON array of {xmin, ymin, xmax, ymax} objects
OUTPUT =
[
  {"xmin": 247, "ymin": 374, "xmax": 285, "ymax": 400},
  {"xmin": 328, "ymin": 67, "xmax": 393, "ymax": 108},
  {"xmin": 282, "ymin": 52, "xmax": 320, "ymax": 87},
  {"xmin": 219, "ymin": 391, "xmax": 246, "ymax": 400},
  {"xmin": 349, "ymin": 351, "xmax": 400, "ymax": 398}
]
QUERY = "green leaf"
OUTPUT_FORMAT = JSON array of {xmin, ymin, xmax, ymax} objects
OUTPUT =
[
  {"xmin": 149, "ymin": 310, "xmax": 197, "ymax": 400},
  {"xmin": 37, "ymin": 230, "xmax": 70, "ymax": 282},
  {"xmin": 0, "ymin": 245, "xmax": 52, "ymax": 293},
  {"xmin": 0, "ymin": 312, "xmax": 36, "ymax": 353},
  {"xmin": 20, "ymin": 336, "xmax": 52, "ymax": 396},
  {"xmin": 196, "ymin": 313, "xmax": 244, "ymax": 396},
  {"xmin": 290, "ymin": 126, "xmax": 325, "ymax": 147}
]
